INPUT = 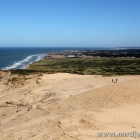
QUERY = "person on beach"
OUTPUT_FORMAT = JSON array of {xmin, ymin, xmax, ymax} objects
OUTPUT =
[
  {"xmin": 116, "ymin": 79, "xmax": 118, "ymax": 83},
  {"xmin": 112, "ymin": 79, "xmax": 114, "ymax": 83}
]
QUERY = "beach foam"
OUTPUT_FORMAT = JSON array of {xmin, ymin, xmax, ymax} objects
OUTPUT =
[{"xmin": 2, "ymin": 53, "xmax": 45, "ymax": 70}]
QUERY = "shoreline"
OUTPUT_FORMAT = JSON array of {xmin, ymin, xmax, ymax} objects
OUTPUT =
[
  {"xmin": 1, "ymin": 52, "xmax": 140, "ymax": 76},
  {"xmin": 25, "ymin": 54, "xmax": 47, "ymax": 70},
  {"xmin": 0, "ymin": 53, "xmax": 47, "ymax": 70}
]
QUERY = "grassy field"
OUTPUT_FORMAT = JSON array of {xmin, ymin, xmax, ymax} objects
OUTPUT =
[{"xmin": 23, "ymin": 56, "xmax": 140, "ymax": 76}]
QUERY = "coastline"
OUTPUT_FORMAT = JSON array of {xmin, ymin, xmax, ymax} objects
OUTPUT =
[
  {"xmin": 0, "ymin": 47, "xmax": 51, "ymax": 70},
  {"xmin": 24, "ymin": 54, "xmax": 48, "ymax": 70}
]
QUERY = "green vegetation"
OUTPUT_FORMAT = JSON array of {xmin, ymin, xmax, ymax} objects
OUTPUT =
[
  {"xmin": 2, "ymin": 57, "xmax": 139, "ymax": 76},
  {"xmin": 27, "ymin": 57, "xmax": 140, "ymax": 76}
]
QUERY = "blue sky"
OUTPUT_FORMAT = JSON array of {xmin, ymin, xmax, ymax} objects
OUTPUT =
[{"xmin": 0, "ymin": 0, "xmax": 140, "ymax": 47}]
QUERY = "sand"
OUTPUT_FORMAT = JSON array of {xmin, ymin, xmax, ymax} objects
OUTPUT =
[{"xmin": 0, "ymin": 72, "xmax": 140, "ymax": 140}]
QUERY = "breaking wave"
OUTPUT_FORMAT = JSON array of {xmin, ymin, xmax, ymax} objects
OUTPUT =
[{"xmin": 2, "ymin": 53, "xmax": 46, "ymax": 70}]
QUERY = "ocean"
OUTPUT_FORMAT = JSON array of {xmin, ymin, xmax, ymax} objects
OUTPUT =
[{"xmin": 0, "ymin": 47, "xmax": 108, "ymax": 70}]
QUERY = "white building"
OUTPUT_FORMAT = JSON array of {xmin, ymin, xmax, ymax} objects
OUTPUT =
[{"xmin": 68, "ymin": 55, "xmax": 75, "ymax": 58}]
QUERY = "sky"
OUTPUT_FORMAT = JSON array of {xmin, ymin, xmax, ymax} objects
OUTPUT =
[{"xmin": 0, "ymin": 0, "xmax": 140, "ymax": 48}]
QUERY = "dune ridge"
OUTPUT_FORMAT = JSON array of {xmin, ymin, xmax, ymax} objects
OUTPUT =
[{"xmin": 0, "ymin": 72, "xmax": 140, "ymax": 140}]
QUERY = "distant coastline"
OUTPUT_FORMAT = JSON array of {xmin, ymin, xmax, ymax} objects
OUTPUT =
[
  {"xmin": 46, "ymin": 48, "xmax": 140, "ymax": 58},
  {"xmin": 0, "ymin": 47, "xmax": 140, "ymax": 71}
]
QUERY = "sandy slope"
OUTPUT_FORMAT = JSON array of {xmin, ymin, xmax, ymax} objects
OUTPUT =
[{"xmin": 0, "ymin": 72, "xmax": 140, "ymax": 140}]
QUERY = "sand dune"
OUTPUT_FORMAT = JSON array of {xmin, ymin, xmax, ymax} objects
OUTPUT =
[{"xmin": 0, "ymin": 72, "xmax": 140, "ymax": 140}]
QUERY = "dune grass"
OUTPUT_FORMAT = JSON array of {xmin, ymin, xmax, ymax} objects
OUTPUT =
[{"xmin": 26, "ymin": 57, "xmax": 140, "ymax": 76}]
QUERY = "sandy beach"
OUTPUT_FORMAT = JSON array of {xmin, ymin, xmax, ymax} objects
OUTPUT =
[{"xmin": 0, "ymin": 72, "xmax": 140, "ymax": 140}]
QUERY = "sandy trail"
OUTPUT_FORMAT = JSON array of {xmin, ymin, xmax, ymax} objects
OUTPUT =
[{"xmin": 0, "ymin": 72, "xmax": 140, "ymax": 140}]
